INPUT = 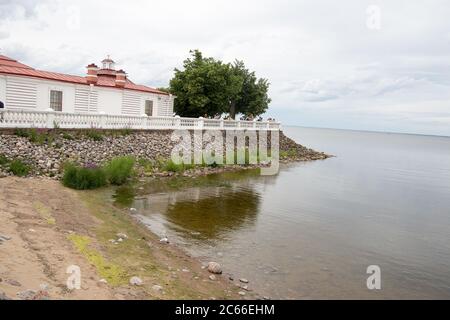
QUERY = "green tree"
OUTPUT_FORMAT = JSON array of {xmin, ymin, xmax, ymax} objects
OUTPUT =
[
  {"xmin": 170, "ymin": 50, "xmax": 242, "ymax": 118},
  {"xmin": 229, "ymin": 60, "xmax": 271, "ymax": 119}
]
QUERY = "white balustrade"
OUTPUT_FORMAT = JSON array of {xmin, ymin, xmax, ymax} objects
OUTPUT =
[{"xmin": 0, "ymin": 109, "xmax": 281, "ymax": 131}]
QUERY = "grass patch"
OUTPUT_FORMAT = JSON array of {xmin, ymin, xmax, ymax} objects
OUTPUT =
[
  {"xmin": 62, "ymin": 156, "xmax": 135, "ymax": 190},
  {"xmin": 9, "ymin": 159, "xmax": 31, "ymax": 177},
  {"xmin": 62, "ymin": 163, "xmax": 107, "ymax": 190},
  {"xmin": 68, "ymin": 233, "xmax": 128, "ymax": 286},
  {"xmin": 14, "ymin": 128, "xmax": 55, "ymax": 145},
  {"xmin": 0, "ymin": 154, "xmax": 9, "ymax": 166},
  {"xmin": 104, "ymin": 156, "xmax": 135, "ymax": 185},
  {"xmin": 85, "ymin": 130, "xmax": 104, "ymax": 141},
  {"xmin": 33, "ymin": 201, "xmax": 56, "ymax": 225},
  {"xmin": 280, "ymin": 148, "xmax": 297, "ymax": 159},
  {"xmin": 13, "ymin": 128, "xmax": 31, "ymax": 138},
  {"xmin": 163, "ymin": 159, "xmax": 187, "ymax": 172},
  {"xmin": 62, "ymin": 132, "xmax": 74, "ymax": 140}
]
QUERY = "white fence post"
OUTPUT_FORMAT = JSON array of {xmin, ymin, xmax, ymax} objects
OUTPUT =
[
  {"xmin": 141, "ymin": 114, "xmax": 148, "ymax": 130},
  {"xmin": 99, "ymin": 112, "xmax": 107, "ymax": 129},
  {"xmin": 46, "ymin": 109, "xmax": 55, "ymax": 128},
  {"xmin": 175, "ymin": 115, "xmax": 181, "ymax": 129},
  {"xmin": 198, "ymin": 117, "xmax": 204, "ymax": 130}
]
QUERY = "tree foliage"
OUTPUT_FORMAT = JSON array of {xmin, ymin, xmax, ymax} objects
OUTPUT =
[
  {"xmin": 229, "ymin": 60, "xmax": 271, "ymax": 119},
  {"xmin": 169, "ymin": 50, "xmax": 270, "ymax": 119}
]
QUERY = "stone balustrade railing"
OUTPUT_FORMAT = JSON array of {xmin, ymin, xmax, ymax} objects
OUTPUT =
[{"xmin": 0, "ymin": 109, "xmax": 281, "ymax": 131}]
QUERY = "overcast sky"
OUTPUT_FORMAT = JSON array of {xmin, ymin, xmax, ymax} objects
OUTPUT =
[{"xmin": 1, "ymin": 0, "xmax": 449, "ymax": 136}]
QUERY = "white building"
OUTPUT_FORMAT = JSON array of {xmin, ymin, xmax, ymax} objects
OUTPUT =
[{"xmin": 0, "ymin": 54, "xmax": 174, "ymax": 117}]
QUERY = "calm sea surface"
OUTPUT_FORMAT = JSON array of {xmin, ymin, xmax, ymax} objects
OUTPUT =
[{"xmin": 117, "ymin": 127, "xmax": 450, "ymax": 299}]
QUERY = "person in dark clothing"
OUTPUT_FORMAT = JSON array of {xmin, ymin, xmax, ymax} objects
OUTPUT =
[{"xmin": 0, "ymin": 101, "xmax": 4, "ymax": 122}]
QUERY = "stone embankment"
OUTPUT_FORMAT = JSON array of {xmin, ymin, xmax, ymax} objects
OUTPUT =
[{"xmin": 0, "ymin": 129, "xmax": 330, "ymax": 178}]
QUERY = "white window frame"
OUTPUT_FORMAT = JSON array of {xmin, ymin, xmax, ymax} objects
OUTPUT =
[
  {"xmin": 144, "ymin": 99, "xmax": 154, "ymax": 117},
  {"xmin": 49, "ymin": 89, "xmax": 63, "ymax": 112}
]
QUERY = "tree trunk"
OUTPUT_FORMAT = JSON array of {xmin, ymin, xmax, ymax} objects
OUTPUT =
[{"xmin": 230, "ymin": 102, "xmax": 236, "ymax": 120}]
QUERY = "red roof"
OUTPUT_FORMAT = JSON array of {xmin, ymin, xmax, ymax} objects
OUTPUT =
[{"xmin": 0, "ymin": 55, "xmax": 168, "ymax": 95}]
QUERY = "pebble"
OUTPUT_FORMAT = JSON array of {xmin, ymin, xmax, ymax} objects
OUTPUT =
[
  {"xmin": 129, "ymin": 276, "xmax": 143, "ymax": 286},
  {"xmin": 239, "ymin": 278, "xmax": 249, "ymax": 284},
  {"xmin": 207, "ymin": 262, "xmax": 222, "ymax": 274},
  {"xmin": 159, "ymin": 237, "xmax": 169, "ymax": 244},
  {"xmin": 17, "ymin": 289, "xmax": 37, "ymax": 300},
  {"xmin": 99, "ymin": 279, "xmax": 108, "ymax": 284},
  {"xmin": 152, "ymin": 285, "xmax": 163, "ymax": 292},
  {"xmin": 238, "ymin": 291, "xmax": 246, "ymax": 296},
  {"xmin": 209, "ymin": 275, "xmax": 216, "ymax": 281},
  {"xmin": 116, "ymin": 233, "xmax": 128, "ymax": 239},
  {"xmin": 5, "ymin": 279, "xmax": 21, "ymax": 287},
  {"xmin": 0, "ymin": 234, "xmax": 11, "ymax": 241},
  {"xmin": 40, "ymin": 283, "xmax": 49, "ymax": 291}
]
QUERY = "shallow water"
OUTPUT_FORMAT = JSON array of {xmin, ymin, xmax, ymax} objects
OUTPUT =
[{"xmin": 116, "ymin": 127, "xmax": 450, "ymax": 299}]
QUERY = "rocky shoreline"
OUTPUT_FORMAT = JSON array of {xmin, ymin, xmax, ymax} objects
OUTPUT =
[{"xmin": 0, "ymin": 129, "xmax": 330, "ymax": 179}]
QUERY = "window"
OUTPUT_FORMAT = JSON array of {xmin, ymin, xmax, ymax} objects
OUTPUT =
[
  {"xmin": 50, "ymin": 90, "xmax": 63, "ymax": 111},
  {"xmin": 145, "ymin": 100, "xmax": 153, "ymax": 117}
]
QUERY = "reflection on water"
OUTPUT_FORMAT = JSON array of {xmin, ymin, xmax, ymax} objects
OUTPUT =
[
  {"xmin": 115, "ymin": 127, "xmax": 450, "ymax": 299},
  {"xmin": 164, "ymin": 187, "xmax": 260, "ymax": 240},
  {"xmin": 113, "ymin": 185, "xmax": 136, "ymax": 207}
]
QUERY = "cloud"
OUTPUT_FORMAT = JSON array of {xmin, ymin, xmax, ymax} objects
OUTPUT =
[{"xmin": 0, "ymin": 0, "xmax": 43, "ymax": 18}]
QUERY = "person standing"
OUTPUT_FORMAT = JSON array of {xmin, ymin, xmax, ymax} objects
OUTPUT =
[{"xmin": 0, "ymin": 101, "xmax": 4, "ymax": 123}]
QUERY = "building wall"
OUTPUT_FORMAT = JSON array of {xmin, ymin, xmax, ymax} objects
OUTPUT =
[
  {"xmin": 0, "ymin": 75, "xmax": 6, "ymax": 106},
  {"xmin": 98, "ymin": 87, "xmax": 122, "ymax": 115},
  {"xmin": 1, "ymin": 74, "xmax": 174, "ymax": 116}
]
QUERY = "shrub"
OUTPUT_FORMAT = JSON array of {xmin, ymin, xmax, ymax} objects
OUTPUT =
[
  {"xmin": 62, "ymin": 163, "xmax": 107, "ymax": 190},
  {"xmin": 14, "ymin": 128, "xmax": 53, "ymax": 145},
  {"xmin": 9, "ymin": 159, "xmax": 31, "ymax": 177},
  {"xmin": 118, "ymin": 128, "xmax": 133, "ymax": 136},
  {"xmin": 62, "ymin": 132, "xmax": 74, "ymax": 140},
  {"xmin": 163, "ymin": 159, "xmax": 186, "ymax": 172},
  {"xmin": 14, "ymin": 128, "xmax": 30, "ymax": 138},
  {"xmin": 86, "ymin": 130, "xmax": 104, "ymax": 141},
  {"xmin": 138, "ymin": 158, "xmax": 155, "ymax": 175},
  {"xmin": 104, "ymin": 156, "xmax": 135, "ymax": 185},
  {"xmin": 0, "ymin": 154, "xmax": 9, "ymax": 166}
]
